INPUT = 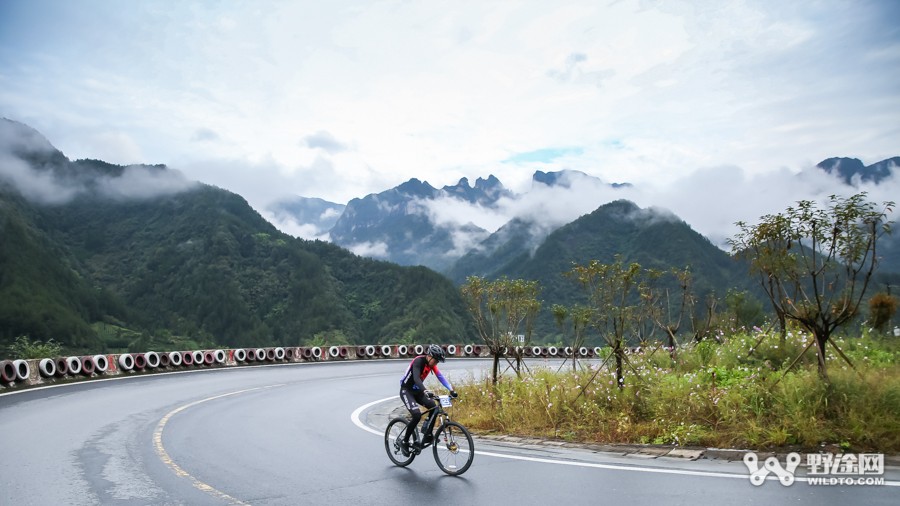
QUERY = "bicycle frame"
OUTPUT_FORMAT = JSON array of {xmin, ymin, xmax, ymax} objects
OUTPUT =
[{"xmin": 410, "ymin": 395, "xmax": 452, "ymax": 446}]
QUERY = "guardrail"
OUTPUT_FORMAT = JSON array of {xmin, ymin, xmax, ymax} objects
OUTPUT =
[{"xmin": 0, "ymin": 344, "xmax": 602, "ymax": 391}]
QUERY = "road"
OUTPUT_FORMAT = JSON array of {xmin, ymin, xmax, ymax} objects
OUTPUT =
[{"xmin": 1, "ymin": 358, "xmax": 896, "ymax": 505}]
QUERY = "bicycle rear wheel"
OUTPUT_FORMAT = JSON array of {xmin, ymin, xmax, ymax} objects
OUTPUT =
[
  {"xmin": 385, "ymin": 418, "xmax": 415, "ymax": 467},
  {"xmin": 432, "ymin": 421, "xmax": 474, "ymax": 476}
]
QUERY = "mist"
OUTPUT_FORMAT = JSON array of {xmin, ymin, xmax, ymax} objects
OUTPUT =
[{"xmin": 407, "ymin": 162, "xmax": 898, "ymax": 255}]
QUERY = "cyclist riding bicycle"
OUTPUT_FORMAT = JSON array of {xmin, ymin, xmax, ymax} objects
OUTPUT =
[{"xmin": 399, "ymin": 344, "xmax": 457, "ymax": 453}]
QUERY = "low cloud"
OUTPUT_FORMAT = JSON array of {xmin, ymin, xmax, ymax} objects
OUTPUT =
[
  {"xmin": 346, "ymin": 240, "xmax": 390, "ymax": 259},
  {"xmin": 0, "ymin": 119, "xmax": 197, "ymax": 204},
  {"xmin": 261, "ymin": 210, "xmax": 331, "ymax": 241},
  {"xmin": 94, "ymin": 165, "xmax": 198, "ymax": 200},
  {"xmin": 302, "ymin": 131, "xmax": 348, "ymax": 154},
  {"xmin": 0, "ymin": 155, "xmax": 80, "ymax": 204},
  {"xmin": 388, "ymin": 162, "xmax": 899, "ymax": 257}
]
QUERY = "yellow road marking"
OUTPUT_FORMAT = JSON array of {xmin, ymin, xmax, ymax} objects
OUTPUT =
[{"xmin": 153, "ymin": 385, "xmax": 284, "ymax": 505}]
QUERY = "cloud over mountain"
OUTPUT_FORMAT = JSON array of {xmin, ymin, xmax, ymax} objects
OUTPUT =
[{"xmin": 0, "ymin": 118, "xmax": 197, "ymax": 204}]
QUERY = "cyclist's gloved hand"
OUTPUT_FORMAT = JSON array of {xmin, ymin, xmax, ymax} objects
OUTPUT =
[
  {"xmin": 425, "ymin": 390, "xmax": 434, "ymax": 399},
  {"xmin": 450, "ymin": 390, "xmax": 458, "ymax": 398}
]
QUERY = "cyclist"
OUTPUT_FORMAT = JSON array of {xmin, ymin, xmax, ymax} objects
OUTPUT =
[{"xmin": 399, "ymin": 344, "xmax": 457, "ymax": 453}]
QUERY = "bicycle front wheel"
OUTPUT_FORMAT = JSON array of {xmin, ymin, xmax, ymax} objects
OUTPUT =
[
  {"xmin": 385, "ymin": 418, "xmax": 415, "ymax": 467},
  {"xmin": 432, "ymin": 421, "xmax": 474, "ymax": 476}
]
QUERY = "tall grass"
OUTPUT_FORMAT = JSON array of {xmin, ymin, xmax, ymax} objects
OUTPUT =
[{"xmin": 453, "ymin": 330, "xmax": 900, "ymax": 452}]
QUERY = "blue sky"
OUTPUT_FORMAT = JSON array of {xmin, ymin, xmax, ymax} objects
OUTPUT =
[{"xmin": 1, "ymin": 0, "xmax": 898, "ymax": 242}]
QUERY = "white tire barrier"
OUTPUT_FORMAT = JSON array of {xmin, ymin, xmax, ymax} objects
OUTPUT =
[
  {"xmin": 380, "ymin": 345, "xmax": 392, "ymax": 357},
  {"xmin": 414, "ymin": 344, "xmax": 424, "ymax": 355},
  {"xmin": 118, "ymin": 354, "xmax": 135, "ymax": 371},
  {"xmin": 192, "ymin": 350, "xmax": 205, "ymax": 365},
  {"xmin": 446, "ymin": 345, "xmax": 457, "ymax": 356},
  {"xmin": 66, "ymin": 356, "xmax": 83, "ymax": 375},
  {"xmin": 365, "ymin": 345, "xmax": 376, "ymax": 358},
  {"xmin": 92, "ymin": 355, "xmax": 109, "ymax": 373},
  {"xmin": 254, "ymin": 348, "xmax": 266, "ymax": 361},
  {"xmin": 594, "ymin": 347, "xmax": 603, "ymax": 356},
  {"xmin": 398, "ymin": 345, "xmax": 408, "ymax": 356},
  {"xmin": 145, "ymin": 351, "xmax": 161, "ymax": 369},
  {"xmin": 532, "ymin": 346, "xmax": 542, "ymax": 357},
  {"xmin": 234, "ymin": 349, "xmax": 247, "ymax": 362},
  {"xmin": 464, "ymin": 344, "xmax": 474, "ymax": 356},
  {"xmin": 169, "ymin": 351, "xmax": 183, "ymax": 366},
  {"xmin": 274, "ymin": 348, "xmax": 285, "ymax": 361},
  {"xmin": 13, "ymin": 359, "xmax": 30, "ymax": 380},
  {"xmin": 579, "ymin": 347, "xmax": 589, "ymax": 357},
  {"xmin": 548, "ymin": 346, "xmax": 558, "ymax": 357},
  {"xmin": 215, "ymin": 349, "xmax": 227, "ymax": 364},
  {"xmin": 39, "ymin": 358, "xmax": 56, "ymax": 378},
  {"xmin": 312, "ymin": 347, "xmax": 322, "ymax": 359}
]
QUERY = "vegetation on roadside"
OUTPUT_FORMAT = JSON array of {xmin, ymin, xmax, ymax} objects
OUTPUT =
[{"xmin": 452, "ymin": 329, "xmax": 900, "ymax": 452}]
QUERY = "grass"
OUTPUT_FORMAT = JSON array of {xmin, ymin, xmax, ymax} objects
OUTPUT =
[{"xmin": 451, "ymin": 329, "xmax": 900, "ymax": 452}]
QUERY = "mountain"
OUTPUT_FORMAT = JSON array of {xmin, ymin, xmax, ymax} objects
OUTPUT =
[
  {"xmin": 328, "ymin": 177, "xmax": 502, "ymax": 271},
  {"xmin": 445, "ymin": 217, "xmax": 547, "ymax": 284},
  {"xmin": 486, "ymin": 200, "xmax": 751, "ymax": 335},
  {"xmin": 267, "ymin": 195, "xmax": 345, "ymax": 235},
  {"xmin": 326, "ymin": 169, "xmax": 628, "ymax": 272},
  {"xmin": 816, "ymin": 157, "xmax": 899, "ymax": 185},
  {"xmin": 0, "ymin": 119, "xmax": 475, "ymax": 354}
]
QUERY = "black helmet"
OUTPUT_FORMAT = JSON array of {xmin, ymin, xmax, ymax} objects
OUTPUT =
[{"xmin": 427, "ymin": 344, "xmax": 446, "ymax": 362}]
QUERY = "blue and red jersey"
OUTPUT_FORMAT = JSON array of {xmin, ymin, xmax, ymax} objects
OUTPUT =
[{"xmin": 400, "ymin": 355, "xmax": 453, "ymax": 391}]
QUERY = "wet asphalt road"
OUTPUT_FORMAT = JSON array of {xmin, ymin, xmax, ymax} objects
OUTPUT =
[{"xmin": 1, "ymin": 358, "xmax": 897, "ymax": 505}]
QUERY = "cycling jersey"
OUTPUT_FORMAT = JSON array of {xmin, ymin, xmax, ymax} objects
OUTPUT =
[{"xmin": 400, "ymin": 355, "xmax": 453, "ymax": 392}]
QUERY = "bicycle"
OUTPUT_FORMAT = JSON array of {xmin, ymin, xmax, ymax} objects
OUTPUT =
[{"xmin": 384, "ymin": 392, "xmax": 475, "ymax": 476}]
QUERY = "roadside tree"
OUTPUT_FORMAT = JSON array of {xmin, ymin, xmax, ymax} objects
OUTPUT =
[{"xmin": 730, "ymin": 193, "xmax": 894, "ymax": 379}]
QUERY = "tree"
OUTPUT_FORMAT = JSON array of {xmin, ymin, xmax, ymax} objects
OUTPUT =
[
  {"xmin": 569, "ymin": 257, "xmax": 643, "ymax": 388},
  {"xmin": 551, "ymin": 304, "xmax": 592, "ymax": 372},
  {"xmin": 459, "ymin": 276, "xmax": 541, "ymax": 385},
  {"xmin": 641, "ymin": 267, "xmax": 695, "ymax": 356},
  {"xmin": 868, "ymin": 292, "xmax": 898, "ymax": 335},
  {"xmin": 730, "ymin": 193, "xmax": 894, "ymax": 379}
]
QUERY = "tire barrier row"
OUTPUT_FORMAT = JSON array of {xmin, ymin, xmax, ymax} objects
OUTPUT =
[{"xmin": 1, "ymin": 343, "xmax": 602, "ymax": 391}]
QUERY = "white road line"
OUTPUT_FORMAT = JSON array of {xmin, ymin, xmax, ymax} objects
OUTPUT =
[{"xmin": 351, "ymin": 397, "xmax": 900, "ymax": 486}]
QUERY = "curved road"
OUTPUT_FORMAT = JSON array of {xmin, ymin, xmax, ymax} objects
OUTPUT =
[{"xmin": 1, "ymin": 359, "xmax": 896, "ymax": 505}]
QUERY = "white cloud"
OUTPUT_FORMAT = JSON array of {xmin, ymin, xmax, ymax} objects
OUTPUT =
[
  {"xmin": 346, "ymin": 240, "xmax": 390, "ymax": 259},
  {"xmin": 0, "ymin": 0, "xmax": 895, "ymax": 238}
]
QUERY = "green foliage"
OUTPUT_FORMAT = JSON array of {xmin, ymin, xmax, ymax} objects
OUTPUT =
[
  {"xmin": 731, "ymin": 193, "xmax": 895, "ymax": 377},
  {"xmin": 460, "ymin": 276, "xmax": 541, "ymax": 383},
  {"xmin": 868, "ymin": 292, "xmax": 898, "ymax": 334},
  {"xmin": 0, "ymin": 183, "xmax": 476, "ymax": 353},
  {"xmin": 3, "ymin": 335, "xmax": 62, "ymax": 360},
  {"xmin": 455, "ymin": 330, "xmax": 900, "ymax": 451}
]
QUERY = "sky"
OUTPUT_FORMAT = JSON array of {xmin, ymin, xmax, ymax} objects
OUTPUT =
[{"xmin": 1, "ymin": 0, "xmax": 898, "ymax": 247}]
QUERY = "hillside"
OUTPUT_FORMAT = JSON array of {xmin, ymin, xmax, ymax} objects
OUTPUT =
[
  {"xmin": 0, "ymin": 120, "xmax": 476, "ymax": 354},
  {"xmin": 480, "ymin": 200, "xmax": 753, "ymax": 336}
]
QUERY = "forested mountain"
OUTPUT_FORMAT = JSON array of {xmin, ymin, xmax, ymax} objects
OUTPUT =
[
  {"xmin": 478, "ymin": 200, "xmax": 753, "ymax": 336},
  {"xmin": 0, "ymin": 119, "xmax": 475, "ymax": 354},
  {"xmin": 328, "ymin": 177, "xmax": 510, "ymax": 271}
]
